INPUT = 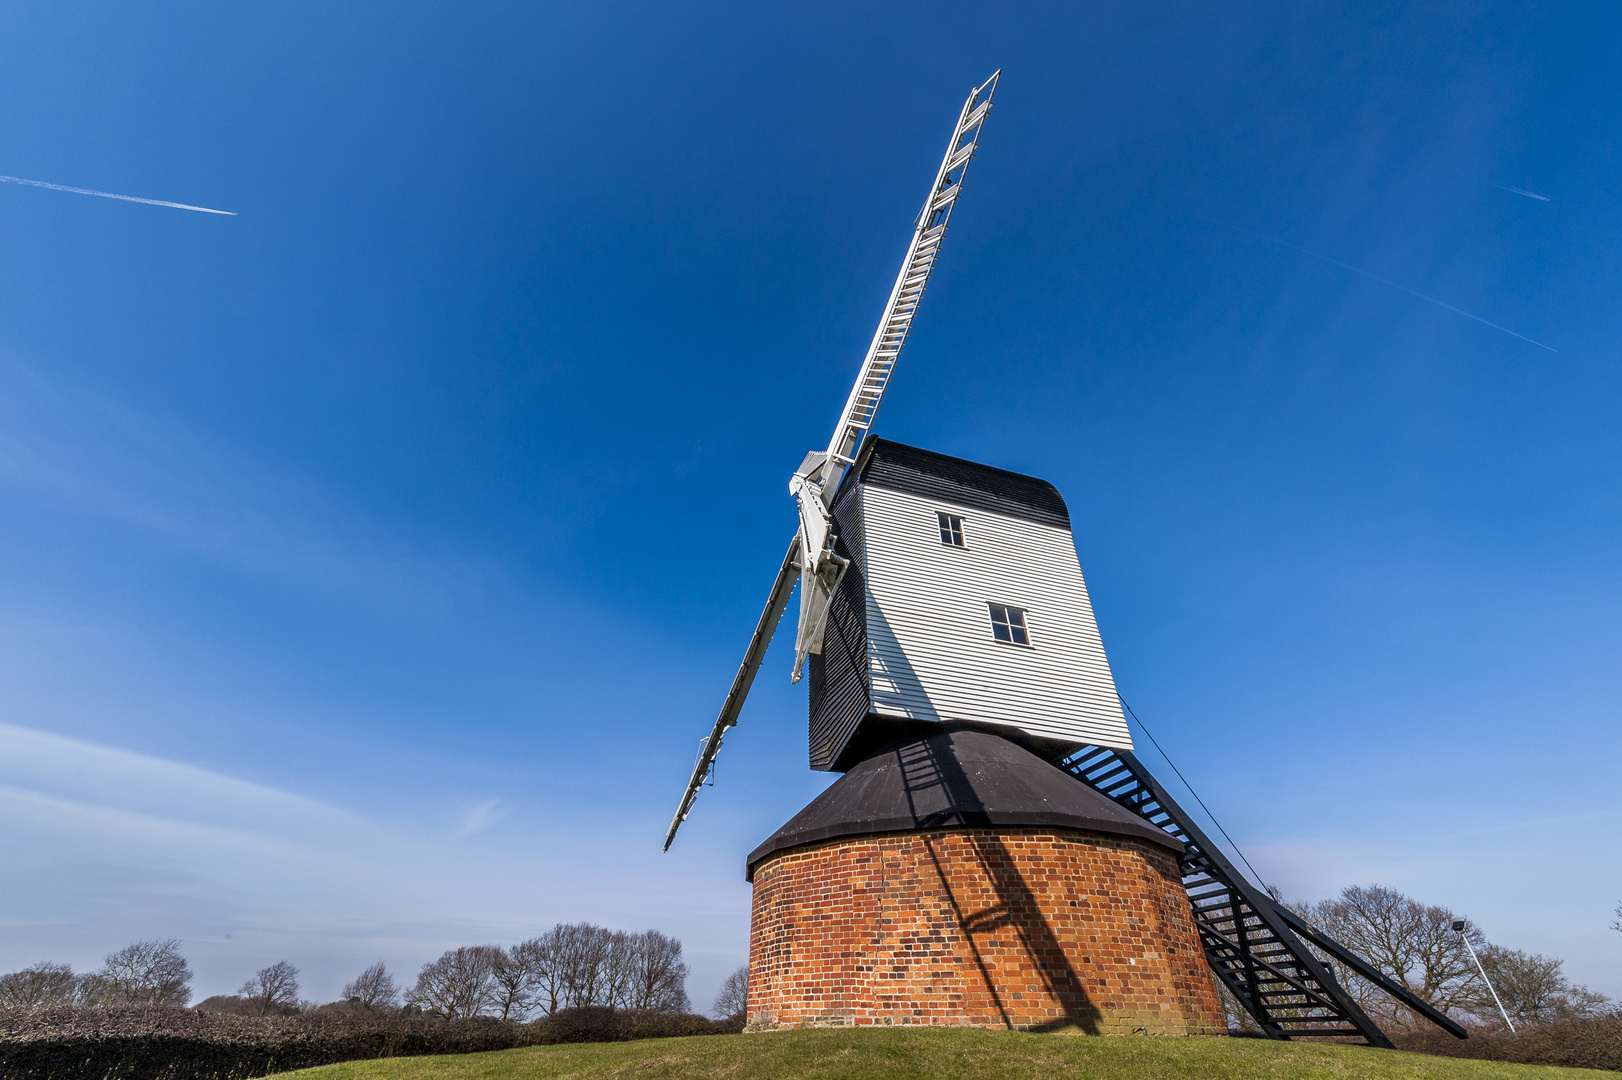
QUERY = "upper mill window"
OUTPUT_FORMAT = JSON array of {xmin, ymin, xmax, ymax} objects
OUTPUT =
[
  {"xmin": 988, "ymin": 604, "xmax": 1030, "ymax": 645},
  {"xmin": 937, "ymin": 512, "xmax": 965, "ymax": 547}
]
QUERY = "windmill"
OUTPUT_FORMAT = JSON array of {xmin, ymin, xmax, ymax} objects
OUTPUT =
[{"xmin": 663, "ymin": 73, "xmax": 1468, "ymax": 1044}]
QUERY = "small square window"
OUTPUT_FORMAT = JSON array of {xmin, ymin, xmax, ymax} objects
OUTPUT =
[
  {"xmin": 937, "ymin": 512, "xmax": 964, "ymax": 547},
  {"xmin": 988, "ymin": 604, "xmax": 1030, "ymax": 645}
]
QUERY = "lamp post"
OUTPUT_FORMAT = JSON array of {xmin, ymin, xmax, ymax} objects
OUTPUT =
[{"xmin": 1453, "ymin": 919, "xmax": 1515, "ymax": 1033}]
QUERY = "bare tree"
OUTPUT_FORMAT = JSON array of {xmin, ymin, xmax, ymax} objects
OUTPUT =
[
  {"xmin": 1210, "ymin": 975, "xmax": 1259, "ymax": 1033},
  {"xmin": 1612, "ymin": 900, "xmax": 1621, "ymax": 937},
  {"xmin": 516, "ymin": 933, "xmax": 566, "ymax": 1018},
  {"xmin": 560, "ymin": 924, "xmax": 618, "ymax": 1008},
  {"xmin": 1304, "ymin": 885, "xmax": 1482, "ymax": 1029},
  {"xmin": 94, "ymin": 939, "xmax": 193, "ymax": 1007},
  {"xmin": 713, "ymin": 965, "xmax": 748, "ymax": 1022},
  {"xmin": 408, "ymin": 946, "xmax": 500, "ymax": 1018},
  {"xmin": 1474, "ymin": 946, "xmax": 1611, "ymax": 1027},
  {"xmin": 341, "ymin": 962, "xmax": 399, "ymax": 1011},
  {"xmin": 238, "ymin": 961, "xmax": 300, "ymax": 1016},
  {"xmin": 0, "ymin": 962, "xmax": 80, "ymax": 1008},
  {"xmin": 621, "ymin": 931, "xmax": 689, "ymax": 1013},
  {"xmin": 483, "ymin": 925, "xmax": 693, "ymax": 1018},
  {"xmin": 488, "ymin": 946, "xmax": 537, "ymax": 1021},
  {"xmin": 601, "ymin": 931, "xmax": 638, "ymax": 1009}
]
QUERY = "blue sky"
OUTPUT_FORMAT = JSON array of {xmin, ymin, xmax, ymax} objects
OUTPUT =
[{"xmin": 0, "ymin": 2, "xmax": 1618, "ymax": 1010}]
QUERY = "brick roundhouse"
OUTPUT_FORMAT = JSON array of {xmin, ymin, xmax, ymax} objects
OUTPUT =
[{"xmin": 744, "ymin": 729, "xmax": 1225, "ymax": 1034}]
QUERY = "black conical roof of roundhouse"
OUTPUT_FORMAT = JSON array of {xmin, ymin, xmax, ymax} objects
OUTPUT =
[{"xmin": 746, "ymin": 728, "xmax": 1183, "ymax": 880}]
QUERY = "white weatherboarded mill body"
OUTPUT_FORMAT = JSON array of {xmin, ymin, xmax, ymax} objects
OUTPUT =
[{"xmin": 809, "ymin": 438, "xmax": 1133, "ymax": 770}]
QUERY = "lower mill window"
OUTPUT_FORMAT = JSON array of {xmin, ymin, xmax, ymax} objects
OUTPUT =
[{"xmin": 988, "ymin": 604, "xmax": 1030, "ymax": 645}]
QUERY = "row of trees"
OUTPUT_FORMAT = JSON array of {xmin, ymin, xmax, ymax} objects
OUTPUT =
[
  {"xmin": 401, "ymin": 924, "xmax": 691, "ymax": 1020},
  {"xmin": 0, "ymin": 943, "xmax": 316, "ymax": 1017},
  {"xmin": 0, "ymin": 923, "xmax": 704, "ymax": 1021},
  {"xmin": 11, "ymin": 894, "xmax": 1608, "ymax": 1027},
  {"xmin": 1263, "ymin": 884, "xmax": 1614, "ymax": 1032},
  {"xmin": 0, "ymin": 940, "xmax": 193, "ymax": 1009}
]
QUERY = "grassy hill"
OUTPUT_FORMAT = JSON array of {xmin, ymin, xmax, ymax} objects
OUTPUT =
[{"xmin": 285, "ymin": 1028, "xmax": 1616, "ymax": 1080}]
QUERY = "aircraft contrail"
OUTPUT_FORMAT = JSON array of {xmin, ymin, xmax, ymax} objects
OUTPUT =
[
  {"xmin": 1489, "ymin": 182, "xmax": 1549, "ymax": 202},
  {"xmin": 1244, "ymin": 229, "xmax": 1556, "ymax": 352},
  {"xmin": 0, "ymin": 174, "xmax": 235, "ymax": 215}
]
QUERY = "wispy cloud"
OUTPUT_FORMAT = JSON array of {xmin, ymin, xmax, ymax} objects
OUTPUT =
[
  {"xmin": 457, "ymin": 799, "xmax": 507, "ymax": 836},
  {"xmin": 0, "ymin": 721, "xmax": 742, "ymax": 1002},
  {"xmin": 0, "ymin": 358, "xmax": 491, "ymax": 619},
  {"xmin": 1240, "ymin": 228, "xmax": 1557, "ymax": 352},
  {"xmin": 0, "ymin": 721, "xmax": 538, "ymax": 987},
  {"xmin": 0, "ymin": 721, "xmax": 371, "ymax": 837},
  {"xmin": 0, "ymin": 721, "xmax": 429, "ymax": 950},
  {"xmin": 0, "ymin": 365, "xmax": 763, "ymax": 1007},
  {"xmin": 0, "ymin": 174, "xmax": 235, "ymax": 215}
]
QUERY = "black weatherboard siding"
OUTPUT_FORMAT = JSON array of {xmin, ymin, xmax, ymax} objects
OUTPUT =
[
  {"xmin": 807, "ymin": 438, "xmax": 1074, "ymax": 772},
  {"xmin": 808, "ymin": 475, "xmax": 869, "ymax": 770}
]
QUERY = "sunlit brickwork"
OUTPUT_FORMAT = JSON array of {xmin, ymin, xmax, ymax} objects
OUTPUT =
[{"xmin": 745, "ymin": 827, "xmax": 1223, "ymax": 1035}]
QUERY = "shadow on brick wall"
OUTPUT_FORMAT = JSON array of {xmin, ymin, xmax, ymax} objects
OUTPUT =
[{"xmin": 900, "ymin": 735, "xmax": 1104, "ymax": 1033}]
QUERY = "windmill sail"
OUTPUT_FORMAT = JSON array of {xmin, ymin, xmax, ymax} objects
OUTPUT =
[
  {"xmin": 663, "ymin": 72, "xmax": 1001, "ymax": 850},
  {"xmin": 663, "ymin": 537, "xmax": 801, "ymax": 851},
  {"xmin": 790, "ymin": 69, "xmax": 1001, "ymax": 681}
]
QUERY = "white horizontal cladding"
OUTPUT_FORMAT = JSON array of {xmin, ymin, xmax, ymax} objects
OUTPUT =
[{"xmin": 858, "ymin": 483, "xmax": 1132, "ymax": 750}]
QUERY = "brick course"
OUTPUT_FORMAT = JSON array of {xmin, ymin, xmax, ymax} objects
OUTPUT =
[{"xmin": 746, "ymin": 826, "xmax": 1224, "ymax": 1034}]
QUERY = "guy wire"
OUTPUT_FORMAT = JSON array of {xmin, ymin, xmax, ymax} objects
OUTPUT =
[{"xmin": 1117, "ymin": 694, "xmax": 1270, "ymax": 890}]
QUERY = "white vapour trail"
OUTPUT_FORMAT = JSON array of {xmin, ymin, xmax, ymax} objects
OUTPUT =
[
  {"xmin": 1247, "ymin": 230, "xmax": 1556, "ymax": 352},
  {"xmin": 1490, "ymin": 182, "xmax": 1550, "ymax": 203},
  {"xmin": 0, "ymin": 174, "xmax": 235, "ymax": 215}
]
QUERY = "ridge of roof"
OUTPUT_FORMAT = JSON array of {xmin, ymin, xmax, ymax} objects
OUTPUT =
[{"xmin": 849, "ymin": 438, "xmax": 1071, "ymax": 529}]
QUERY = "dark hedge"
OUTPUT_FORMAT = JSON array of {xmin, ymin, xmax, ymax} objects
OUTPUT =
[
  {"xmin": 537, "ymin": 1006, "xmax": 741, "ymax": 1044},
  {"xmin": 1395, "ymin": 1017, "xmax": 1622, "ymax": 1073},
  {"xmin": 0, "ymin": 1005, "xmax": 742, "ymax": 1080}
]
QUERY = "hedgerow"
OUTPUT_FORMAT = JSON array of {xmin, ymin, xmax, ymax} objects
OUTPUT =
[
  {"xmin": 0, "ymin": 1004, "xmax": 742, "ymax": 1080},
  {"xmin": 1394, "ymin": 1016, "xmax": 1622, "ymax": 1073}
]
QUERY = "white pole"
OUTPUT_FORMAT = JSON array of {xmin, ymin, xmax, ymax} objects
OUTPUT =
[{"xmin": 1458, "ymin": 926, "xmax": 1516, "ymax": 1033}]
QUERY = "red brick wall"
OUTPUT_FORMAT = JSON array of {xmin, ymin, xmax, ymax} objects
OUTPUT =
[{"xmin": 746, "ymin": 827, "xmax": 1224, "ymax": 1034}]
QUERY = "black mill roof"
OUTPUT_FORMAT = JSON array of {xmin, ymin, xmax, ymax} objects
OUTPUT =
[
  {"xmin": 746, "ymin": 728, "xmax": 1183, "ymax": 880},
  {"xmin": 848, "ymin": 438, "xmax": 1071, "ymax": 529}
]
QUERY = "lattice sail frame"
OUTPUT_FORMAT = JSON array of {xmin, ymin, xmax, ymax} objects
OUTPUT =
[
  {"xmin": 666, "ymin": 72, "xmax": 1002, "ymax": 852},
  {"xmin": 1050, "ymin": 745, "xmax": 1468, "ymax": 1046},
  {"xmin": 789, "ymin": 69, "xmax": 1003, "ymax": 682}
]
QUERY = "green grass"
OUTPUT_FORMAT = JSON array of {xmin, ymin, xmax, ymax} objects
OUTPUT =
[{"xmin": 284, "ymin": 1028, "xmax": 1617, "ymax": 1080}]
